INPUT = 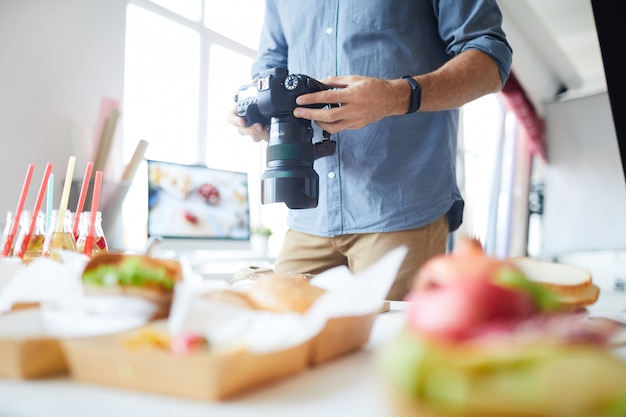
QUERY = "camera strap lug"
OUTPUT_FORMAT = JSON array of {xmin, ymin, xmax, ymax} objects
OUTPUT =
[{"xmin": 313, "ymin": 134, "xmax": 337, "ymax": 160}]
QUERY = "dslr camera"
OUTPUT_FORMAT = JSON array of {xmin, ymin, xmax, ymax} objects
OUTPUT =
[{"xmin": 235, "ymin": 67, "xmax": 337, "ymax": 209}]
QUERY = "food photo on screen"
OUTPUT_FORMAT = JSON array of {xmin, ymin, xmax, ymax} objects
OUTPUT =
[{"xmin": 146, "ymin": 160, "xmax": 250, "ymax": 240}]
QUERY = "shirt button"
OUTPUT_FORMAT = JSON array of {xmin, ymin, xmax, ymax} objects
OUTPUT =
[
  {"xmin": 328, "ymin": 172, "xmax": 336, "ymax": 179},
  {"xmin": 325, "ymin": 27, "xmax": 334, "ymax": 35}
]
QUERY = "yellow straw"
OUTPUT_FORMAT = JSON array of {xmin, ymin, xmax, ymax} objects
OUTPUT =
[{"xmin": 56, "ymin": 155, "xmax": 76, "ymax": 233}]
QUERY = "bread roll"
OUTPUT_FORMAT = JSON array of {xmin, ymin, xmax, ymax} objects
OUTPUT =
[
  {"xmin": 245, "ymin": 275, "xmax": 326, "ymax": 314},
  {"xmin": 203, "ymin": 289, "xmax": 257, "ymax": 310}
]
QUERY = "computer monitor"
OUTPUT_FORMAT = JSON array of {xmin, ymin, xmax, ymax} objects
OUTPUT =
[{"xmin": 146, "ymin": 160, "xmax": 251, "ymax": 253}]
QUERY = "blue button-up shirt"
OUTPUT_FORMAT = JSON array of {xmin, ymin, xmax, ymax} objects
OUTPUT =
[{"xmin": 252, "ymin": 0, "xmax": 512, "ymax": 236}]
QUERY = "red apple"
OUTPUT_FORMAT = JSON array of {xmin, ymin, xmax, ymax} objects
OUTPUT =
[
  {"xmin": 406, "ymin": 277, "xmax": 536, "ymax": 342},
  {"xmin": 414, "ymin": 238, "xmax": 515, "ymax": 292}
]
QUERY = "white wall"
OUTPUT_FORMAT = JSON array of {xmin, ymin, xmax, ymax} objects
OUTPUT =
[
  {"xmin": 541, "ymin": 91, "xmax": 626, "ymax": 255},
  {"xmin": 0, "ymin": 0, "xmax": 126, "ymax": 222}
]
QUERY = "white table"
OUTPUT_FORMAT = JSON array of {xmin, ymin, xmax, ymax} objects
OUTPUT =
[
  {"xmin": 0, "ymin": 304, "xmax": 408, "ymax": 417},
  {"xmin": 1, "ymin": 294, "xmax": 625, "ymax": 417}
]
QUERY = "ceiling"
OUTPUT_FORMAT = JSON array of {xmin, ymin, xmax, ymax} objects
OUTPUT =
[{"xmin": 498, "ymin": 0, "xmax": 606, "ymax": 113}]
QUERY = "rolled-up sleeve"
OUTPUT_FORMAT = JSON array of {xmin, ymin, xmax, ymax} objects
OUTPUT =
[{"xmin": 433, "ymin": 0, "xmax": 513, "ymax": 86}]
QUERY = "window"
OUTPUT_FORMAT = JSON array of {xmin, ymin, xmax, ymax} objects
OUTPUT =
[
  {"xmin": 461, "ymin": 94, "xmax": 531, "ymax": 258},
  {"xmin": 124, "ymin": 4, "xmax": 201, "ymax": 164},
  {"xmin": 122, "ymin": 0, "xmax": 278, "ymax": 250},
  {"xmin": 460, "ymin": 95, "xmax": 506, "ymax": 246},
  {"xmin": 204, "ymin": 1, "xmax": 264, "ymax": 50}
]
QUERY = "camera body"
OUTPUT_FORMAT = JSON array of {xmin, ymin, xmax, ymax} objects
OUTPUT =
[
  {"xmin": 235, "ymin": 67, "xmax": 337, "ymax": 209},
  {"xmin": 236, "ymin": 67, "xmax": 332, "ymax": 127}
]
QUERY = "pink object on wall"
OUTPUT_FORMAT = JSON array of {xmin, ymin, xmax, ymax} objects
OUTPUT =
[{"xmin": 500, "ymin": 71, "xmax": 547, "ymax": 160}]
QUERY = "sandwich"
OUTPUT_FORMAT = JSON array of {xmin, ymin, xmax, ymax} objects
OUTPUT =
[
  {"xmin": 379, "ymin": 238, "xmax": 626, "ymax": 417},
  {"xmin": 205, "ymin": 273, "xmax": 326, "ymax": 314},
  {"xmin": 509, "ymin": 256, "xmax": 600, "ymax": 309},
  {"xmin": 414, "ymin": 238, "xmax": 599, "ymax": 311},
  {"xmin": 82, "ymin": 253, "xmax": 183, "ymax": 319},
  {"xmin": 244, "ymin": 274, "xmax": 326, "ymax": 314}
]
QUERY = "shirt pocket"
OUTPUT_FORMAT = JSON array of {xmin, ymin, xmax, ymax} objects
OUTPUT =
[{"xmin": 350, "ymin": 0, "xmax": 411, "ymax": 31}]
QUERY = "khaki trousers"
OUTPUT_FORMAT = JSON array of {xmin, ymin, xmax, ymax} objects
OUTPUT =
[{"xmin": 274, "ymin": 216, "xmax": 449, "ymax": 301}]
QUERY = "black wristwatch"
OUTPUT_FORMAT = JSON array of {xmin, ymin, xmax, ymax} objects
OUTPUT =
[{"xmin": 402, "ymin": 75, "xmax": 422, "ymax": 113}]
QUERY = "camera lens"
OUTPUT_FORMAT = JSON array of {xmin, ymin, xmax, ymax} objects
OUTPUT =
[
  {"xmin": 261, "ymin": 115, "xmax": 319, "ymax": 209},
  {"xmin": 261, "ymin": 170, "xmax": 318, "ymax": 209}
]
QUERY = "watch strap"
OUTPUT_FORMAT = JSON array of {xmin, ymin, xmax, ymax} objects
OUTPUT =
[{"xmin": 402, "ymin": 75, "xmax": 422, "ymax": 114}]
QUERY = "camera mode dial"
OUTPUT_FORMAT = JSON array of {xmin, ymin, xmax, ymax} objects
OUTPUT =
[{"xmin": 284, "ymin": 74, "xmax": 299, "ymax": 91}]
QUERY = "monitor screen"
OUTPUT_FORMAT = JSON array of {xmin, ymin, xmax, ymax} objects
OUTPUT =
[{"xmin": 147, "ymin": 160, "xmax": 250, "ymax": 242}]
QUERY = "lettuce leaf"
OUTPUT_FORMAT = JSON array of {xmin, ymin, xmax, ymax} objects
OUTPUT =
[{"xmin": 82, "ymin": 257, "xmax": 174, "ymax": 291}]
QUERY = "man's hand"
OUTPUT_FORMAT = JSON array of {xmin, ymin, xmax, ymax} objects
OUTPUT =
[
  {"xmin": 290, "ymin": 50, "xmax": 504, "ymax": 135},
  {"xmin": 292, "ymin": 75, "xmax": 410, "ymax": 134},
  {"xmin": 227, "ymin": 104, "xmax": 269, "ymax": 142}
]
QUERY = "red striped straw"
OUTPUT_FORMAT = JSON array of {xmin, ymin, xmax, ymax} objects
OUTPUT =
[
  {"xmin": 72, "ymin": 161, "xmax": 94, "ymax": 239},
  {"xmin": 83, "ymin": 170, "xmax": 102, "ymax": 257},
  {"xmin": 17, "ymin": 163, "xmax": 53, "ymax": 259},
  {"xmin": 2, "ymin": 164, "xmax": 35, "ymax": 257}
]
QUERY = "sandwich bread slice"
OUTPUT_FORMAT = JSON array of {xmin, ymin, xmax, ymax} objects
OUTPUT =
[{"xmin": 509, "ymin": 257, "xmax": 600, "ymax": 309}]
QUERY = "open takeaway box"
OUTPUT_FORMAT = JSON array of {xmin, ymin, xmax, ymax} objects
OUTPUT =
[
  {"xmin": 61, "ymin": 247, "xmax": 408, "ymax": 400},
  {"xmin": 0, "ymin": 252, "xmax": 181, "ymax": 379}
]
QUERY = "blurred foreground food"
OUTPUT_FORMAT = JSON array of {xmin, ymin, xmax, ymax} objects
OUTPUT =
[{"xmin": 379, "ymin": 238, "xmax": 626, "ymax": 417}]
